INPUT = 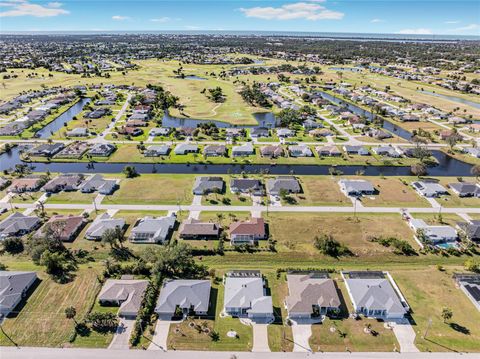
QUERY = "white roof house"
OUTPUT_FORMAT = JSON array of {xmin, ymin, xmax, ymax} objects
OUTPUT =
[
  {"xmin": 98, "ymin": 278, "xmax": 149, "ymax": 318},
  {"xmin": 155, "ymin": 279, "xmax": 211, "ymax": 317},
  {"xmin": 85, "ymin": 213, "xmax": 125, "ymax": 240},
  {"xmin": 412, "ymin": 181, "xmax": 448, "ymax": 198},
  {"xmin": 129, "ymin": 215, "xmax": 176, "ymax": 244},
  {"xmin": 338, "ymin": 179, "xmax": 375, "ymax": 197},
  {"xmin": 223, "ymin": 271, "xmax": 273, "ymax": 321},
  {"xmin": 409, "ymin": 218, "xmax": 458, "ymax": 246}
]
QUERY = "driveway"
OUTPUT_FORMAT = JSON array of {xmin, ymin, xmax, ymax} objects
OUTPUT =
[
  {"xmin": 391, "ymin": 322, "xmax": 419, "ymax": 353},
  {"xmin": 291, "ymin": 323, "xmax": 312, "ymax": 352},
  {"xmin": 251, "ymin": 323, "xmax": 270, "ymax": 352},
  {"xmin": 148, "ymin": 320, "xmax": 173, "ymax": 351},
  {"xmin": 108, "ymin": 318, "xmax": 135, "ymax": 350}
]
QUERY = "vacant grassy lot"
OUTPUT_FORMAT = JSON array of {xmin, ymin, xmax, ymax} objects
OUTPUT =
[
  {"xmin": 359, "ymin": 177, "xmax": 430, "ymax": 208},
  {"xmin": 309, "ymin": 277, "xmax": 399, "ymax": 352},
  {"xmin": 47, "ymin": 191, "xmax": 97, "ymax": 204},
  {"xmin": 10, "ymin": 191, "xmax": 43, "ymax": 204},
  {"xmin": 287, "ymin": 176, "xmax": 351, "ymax": 206},
  {"xmin": 267, "ymin": 212, "xmax": 418, "ymax": 258},
  {"xmin": 103, "ymin": 174, "xmax": 194, "ymax": 205},
  {"xmin": 392, "ymin": 267, "xmax": 480, "ymax": 352},
  {"xmin": 410, "ymin": 213, "xmax": 463, "ymax": 227},
  {"xmin": 72, "ymin": 301, "xmax": 117, "ymax": 348},
  {"xmin": 0, "ymin": 266, "xmax": 101, "ymax": 347}
]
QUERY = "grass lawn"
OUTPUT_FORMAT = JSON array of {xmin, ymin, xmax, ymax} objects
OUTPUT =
[
  {"xmin": 267, "ymin": 212, "xmax": 419, "ymax": 258},
  {"xmin": 266, "ymin": 272, "xmax": 294, "ymax": 352},
  {"xmin": 410, "ymin": 213, "xmax": 463, "ymax": 227},
  {"xmin": 47, "ymin": 191, "xmax": 97, "ymax": 204},
  {"xmin": 392, "ymin": 267, "xmax": 480, "ymax": 352},
  {"xmin": 436, "ymin": 177, "xmax": 480, "ymax": 208},
  {"xmin": 359, "ymin": 177, "xmax": 430, "ymax": 208},
  {"xmin": 309, "ymin": 278, "xmax": 399, "ymax": 352},
  {"xmin": 102, "ymin": 174, "xmax": 194, "ymax": 205},
  {"xmin": 0, "ymin": 266, "xmax": 101, "ymax": 347},
  {"xmin": 10, "ymin": 191, "xmax": 43, "ymax": 204},
  {"xmin": 287, "ymin": 176, "xmax": 351, "ymax": 206}
]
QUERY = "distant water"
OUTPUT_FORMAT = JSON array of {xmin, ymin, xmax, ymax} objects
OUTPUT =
[{"xmin": 2, "ymin": 30, "xmax": 479, "ymax": 42}]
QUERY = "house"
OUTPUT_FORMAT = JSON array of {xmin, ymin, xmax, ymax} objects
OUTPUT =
[
  {"xmin": 129, "ymin": 215, "xmax": 176, "ymax": 244},
  {"xmin": 55, "ymin": 142, "xmax": 89, "ymax": 159},
  {"xmin": 316, "ymin": 145, "xmax": 342, "ymax": 157},
  {"xmin": 367, "ymin": 129, "xmax": 393, "ymax": 140},
  {"xmin": 342, "ymin": 271, "xmax": 409, "ymax": 319},
  {"xmin": 36, "ymin": 215, "xmax": 85, "ymax": 242},
  {"xmin": 155, "ymin": 279, "xmax": 211, "ymax": 318},
  {"xmin": 223, "ymin": 270, "xmax": 273, "ymax": 321},
  {"xmin": 28, "ymin": 143, "xmax": 65, "ymax": 157},
  {"xmin": 466, "ymin": 147, "xmax": 480, "ymax": 159},
  {"xmin": 285, "ymin": 272, "xmax": 341, "ymax": 319},
  {"xmin": 88, "ymin": 143, "xmax": 116, "ymax": 157},
  {"xmin": 98, "ymin": 278, "xmax": 149, "ymax": 318},
  {"xmin": 448, "ymin": 182, "xmax": 480, "ymax": 197},
  {"xmin": 226, "ymin": 128, "xmax": 244, "ymax": 138},
  {"xmin": 229, "ymin": 217, "xmax": 266, "ymax": 245},
  {"xmin": 144, "ymin": 145, "xmax": 170, "ymax": 157},
  {"xmin": 0, "ymin": 271, "xmax": 37, "ymax": 320},
  {"xmin": 267, "ymin": 176, "xmax": 301, "ymax": 196},
  {"xmin": 276, "ymin": 128, "xmax": 295, "ymax": 138},
  {"xmin": 303, "ymin": 119, "xmax": 323, "ymax": 130},
  {"xmin": 149, "ymin": 127, "xmax": 171, "ymax": 137},
  {"xmin": 85, "ymin": 213, "xmax": 125, "ymax": 241},
  {"xmin": 0, "ymin": 177, "xmax": 10, "ymax": 190},
  {"xmin": 412, "ymin": 181, "xmax": 448, "ymax": 198},
  {"xmin": 250, "ymin": 127, "xmax": 269, "ymax": 138},
  {"xmin": 409, "ymin": 218, "xmax": 458, "ymax": 246},
  {"xmin": 42, "ymin": 174, "xmax": 84, "ymax": 193},
  {"xmin": 309, "ymin": 128, "xmax": 334, "ymax": 138},
  {"xmin": 373, "ymin": 146, "xmax": 402, "ymax": 158},
  {"xmin": 66, "ymin": 127, "xmax": 88, "ymax": 137},
  {"xmin": 453, "ymin": 273, "xmax": 480, "ymax": 312},
  {"xmin": 288, "ymin": 145, "xmax": 312, "ymax": 157},
  {"xmin": 192, "ymin": 176, "xmax": 224, "ymax": 195},
  {"xmin": 119, "ymin": 126, "xmax": 143, "ymax": 137},
  {"xmin": 343, "ymin": 145, "xmax": 370, "ymax": 156},
  {"xmin": 80, "ymin": 174, "xmax": 118, "ymax": 195},
  {"xmin": 260, "ymin": 145, "xmax": 284, "ymax": 158},
  {"xmin": 338, "ymin": 179, "xmax": 375, "ymax": 197},
  {"xmin": 7, "ymin": 177, "xmax": 43, "ymax": 193},
  {"xmin": 174, "ymin": 143, "xmax": 199, "ymax": 155},
  {"xmin": 85, "ymin": 108, "xmax": 110, "ymax": 119},
  {"xmin": 230, "ymin": 178, "xmax": 264, "ymax": 196},
  {"xmin": 203, "ymin": 145, "xmax": 226, "ymax": 157},
  {"xmin": 0, "ymin": 212, "xmax": 41, "ymax": 239},
  {"xmin": 231, "ymin": 142, "xmax": 254, "ymax": 157},
  {"xmin": 456, "ymin": 220, "xmax": 480, "ymax": 243},
  {"xmin": 179, "ymin": 218, "xmax": 220, "ymax": 240}
]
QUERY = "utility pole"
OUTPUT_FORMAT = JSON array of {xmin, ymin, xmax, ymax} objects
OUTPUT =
[{"xmin": 423, "ymin": 317, "xmax": 432, "ymax": 339}]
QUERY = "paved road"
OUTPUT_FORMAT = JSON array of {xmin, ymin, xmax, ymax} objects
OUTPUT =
[
  {"xmin": 108, "ymin": 318, "xmax": 136, "ymax": 350},
  {"xmin": 1, "ymin": 347, "xmax": 477, "ymax": 359},
  {"xmin": 94, "ymin": 94, "xmax": 132, "ymax": 143},
  {"xmin": 4, "ymin": 201, "xmax": 480, "ymax": 215}
]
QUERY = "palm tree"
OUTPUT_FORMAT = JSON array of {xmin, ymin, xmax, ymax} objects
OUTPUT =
[{"xmin": 65, "ymin": 306, "xmax": 77, "ymax": 324}]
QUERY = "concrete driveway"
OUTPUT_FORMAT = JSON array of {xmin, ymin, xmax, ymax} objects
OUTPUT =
[
  {"xmin": 392, "ymin": 322, "xmax": 419, "ymax": 353},
  {"xmin": 108, "ymin": 318, "xmax": 135, "ymax": 350},
  {"xmin": 251, "ymin": 323, "xmax": 270, "ymax": 352},
  {"xmin": 148, "ymin": 320, "xmax": 173, "ymax": 351},
  {"xmin": 291, "ymin": 323, "xmax": 312, "ymax": 352}
]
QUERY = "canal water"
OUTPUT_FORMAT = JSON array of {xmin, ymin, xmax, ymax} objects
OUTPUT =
[
  {"xmin": 418, "ymin": 90, "xmax": 480, "ymax": 110},
  {"xmin": 0, "ymin": 145, "xmax": 473, "ymax": 177},
  {"xmin": 162, "ymin": 111, "xmax": 278, "ymax": 129},
  {"xmin": 35, "ymin": 98, "xmax": 91, "ymax": 139}
]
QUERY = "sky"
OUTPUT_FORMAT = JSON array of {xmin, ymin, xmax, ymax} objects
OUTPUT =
[{"xmin": 0, "ymin": 0, "xmax": 479, "ymax": 36}]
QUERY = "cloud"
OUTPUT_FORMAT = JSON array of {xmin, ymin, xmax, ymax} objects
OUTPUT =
[
  {"xmin": 397, "ymin": 28, "xmax": 433, "ymax": 35},
  {"xmin": 185, "ymin": 25, "xmax": 201, "ymax": 30},
  {"xmin": 450, "ymin": 23, "xmax": 479, "ymax": 32},
  {"xmin": 112, "ymin": 15, "xmax": 130, "ymax": 21},
  {"xmin": 150, "ymin": 17, "xmax": 171, "ymax": 23},
  {"xmin": 370, "ymin": 18, "xmax": 384, "ymax": 23},
  {"xmin": 444, "ymin": 20, "xmax": 459, "ymax": 24},
  {"xmin": 239, "ymin": 2, "xmax": 344, "ymax": 21},
  {"xmin": 0, "ymin": 0, "xmax": 69, "ymax": 17}
]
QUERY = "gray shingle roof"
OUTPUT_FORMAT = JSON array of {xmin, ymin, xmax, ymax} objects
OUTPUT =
[
  {"xmin": 155, "ymin": 279, "xmax": 211, "ymax": 315},
  {"xmin": 267, "ymin": 176, "xmax": 301, "ymax": 196},
  {"xmin": 85, "ymin": 213, "xmax": 125, "ymax": 240},
  {"xmin": 0, "ymin": 212, "xmax": 40, "ymax": 238},
  {"xmin": 0, "ymin": 271, "xmax": 37, "ymax": 318},
  {"xmin": 98, "ymin": 279, "xmax": 149, "ymax": 316},
  {"xmin": 224, "ymin": 275, "xmax": 272, "ymax": 315}
]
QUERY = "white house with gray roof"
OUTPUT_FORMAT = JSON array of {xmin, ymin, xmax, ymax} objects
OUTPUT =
[
  {"xmin": 232, "ymin": 142, "xmax": 254, "ymax": 157},
  {"xmin": 129, "ymin": 214, "xmax": 176, "ymax": 244},
  {"xmin": 192, "ymin": 176, "xmax": 224, "ymax": 195},
  {"xmin": 85, "ymin": 213, "xmax": 125, "ymax": 241},
  {"xmin": 409, "ymin": 218, "xmax": 458, "ymax": 247},
  {"xmin": 174, "ymin": 143, "xmax": 198, "ymax": 155},
  {"xmin": 223, "ymin": 271, "xmax": 273, "ymax": 322},
  {"xmin": 267, "ymin": 176, "xmax": 301, "ymax": 196},
  {"xmin": 0, "ymin": 271, "xmax": 37, "ymax": 321},
  {"xmin": 338, "ymin": 179, "xmax": 375, "ymax": 197},
  {"xmin": 98, "ymin": 278, "xmax": 149, "ymax": 318},
  {"xmin": 80, "ymin": 174, "xmax": 118, "ymax": 195},
  {"xmin": 155, "ymin": 279, "xmax": 211, "ymax": 318},
  {"xmin": 342, "ymin": 271, "xmax": 409, "ymax": 319},
  {"xmin": 412, "ymin": 181, "xmax": 448, "ymax": 198},
  {"xmin": 0, "ymin": 212, "xmax": 41, "ymax": 239}
]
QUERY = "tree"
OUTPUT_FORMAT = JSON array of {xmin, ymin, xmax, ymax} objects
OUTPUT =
[
  {"xmin": 86, "ymin": 312, "xmax": 118, "ymax": 333},
  {"xmin": 123, "ymin": 165, "xmax": 138, "ymax": 178},
  {"xmin": 40, "ymin": 251, "xmax": 76, "ymax": 281},
  {"xmin": 441, "ymin": 307, "xmax": 453, "ymax": 323},
  {"xmin": 65, "ymin": 306, "xmax": 77, "ymax": 324},
  {"xmin": 2, "ymin": 237, "xmax": 24, "ymax": 254},
  {"xmin": 313, "ymin": 234, "xmax": 352, "ymax": 257},
  {"xmin": 410, "ymin": 163, "xmax": 427, "ymax": 177},
  {"xmin": 101, "ymin": 226, "xmax": 125, "ymax": 249},
  {"xmin": 471, "ymin": 165, "xmax": 480, "ymax": 179},
  {"xmin": 464, "ymin": 259, "xmax": 480, "ymax": 273}
]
